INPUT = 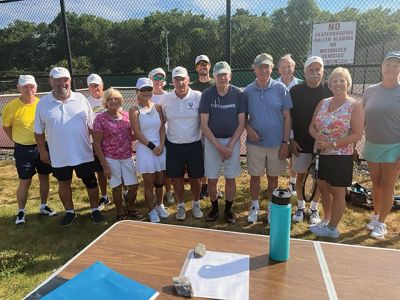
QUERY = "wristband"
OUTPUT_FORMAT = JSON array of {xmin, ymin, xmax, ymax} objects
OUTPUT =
[{"xmin": 147, "ymin": 141, "xmax": 156, "ymax": 150}]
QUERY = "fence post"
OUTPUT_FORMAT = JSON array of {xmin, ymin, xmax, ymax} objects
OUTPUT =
[
  {"xmin": 225, "ymin": 0, "xmax": 231, "ymax": 65},
  {"xmin": 60, "ymin": 0, "xmax": 75, "ymax": 90}
]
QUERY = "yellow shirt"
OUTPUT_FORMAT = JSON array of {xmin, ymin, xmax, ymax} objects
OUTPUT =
[{"xmin": 2, "ymin": 96, "xmax": 39, "ymax": 145}]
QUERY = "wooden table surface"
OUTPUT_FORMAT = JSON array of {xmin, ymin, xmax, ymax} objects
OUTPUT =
[{"xmin": 29, "ymin": 221, "xmax": 400, "ymax": 299}]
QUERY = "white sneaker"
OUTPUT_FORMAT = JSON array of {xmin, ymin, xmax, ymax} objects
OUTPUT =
[
  {"xmin": 175, "ymin": 205, "xmax": 186, "ymax": 220},
  {"xmin": 165, "ymin": 192, "xmax": 175, "ymax": 204},
  {"xmin": 292, "ymin": 208, "xmax": 305, "ymax": 222},
  {"xmin": 192, "ymin": 202, "xmax": 203, "ymax": 219},
  {"xmin": 310, "ymin": 224, "xmax": 339, "ymax": 238},
  {"xmin": 156, "ymin": 204, "xmax": 169, "ymax": 218},
  {"xmin": 15, "ymin": 211, "xmax": 25, "ymax": 225},
  {"xmin": 310, "ymin": 219, "xmax": 329, "ymax": 228},
  {"xmin": 308, "ymin": 209, "xmax": 321, "ymax": 225},
  {"xmin": 40, "ymin": 205, "xmax": 57, "ymax": 217},
  {"xmin": 149, "ymin": 209, "xmax": 160, "ymax": 223},
  {"xmin": 370, "ymin": 222, "xmax": 387, "ymax": 240},
  {"xmin": 247, "ymin": 206, "xmax": 259, "ymax": 223},
  {"xmin": 366, "ymin": 214, "xmax": 379, "ymax": 231}
]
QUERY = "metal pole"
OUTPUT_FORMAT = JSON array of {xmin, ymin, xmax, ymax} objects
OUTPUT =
[
  {"xmin": 226, "ymin": 0, "xmax": 231, "ymax": 65},
  {"xmin": 60, "ymin": 0, "xmax": 75, "ymax": 90},
  {"xmin": 165, "ymin": 30, "xmax": 170, "ymax": 72}
]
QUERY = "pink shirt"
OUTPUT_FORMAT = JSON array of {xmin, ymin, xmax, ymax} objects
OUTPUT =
[{"xmin": 93, "ymin": 111, "xmax": 133, "ymax": 160}]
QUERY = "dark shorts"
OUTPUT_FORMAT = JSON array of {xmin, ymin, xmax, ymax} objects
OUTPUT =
[
  {"xmin": 14, "ymin": 143, "xmax": 52, "ymax": 180},
  {"xmin": 165, "ymin": 139, "xmax": 204, "ymax": 179},
  {"xmin": 52, "ymin": 161, "xmax": 97, "ymax": 181},
  {"xmin": 318, "ymin": 155, "xmax": 353, "ymax": 187},
  {"xmin": 93, "ymin": 154, "xmax": 104, "ymax": 172}
]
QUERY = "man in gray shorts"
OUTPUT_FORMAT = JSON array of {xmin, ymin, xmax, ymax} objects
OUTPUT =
[
  {"xmin": 199, "ymin": 61, "xmax": 245, "ymax": 223},
  {"xmin": 244, "ymin": 53, "xmax": 292, "ymax": 224},
  {"xmin": 290, "ymin": 56, "xmax": 332, "ymax": 224}
]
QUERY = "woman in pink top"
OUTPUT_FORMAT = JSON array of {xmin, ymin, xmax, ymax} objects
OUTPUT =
[
  {"xmin": 308, "ymin": 67, "xmax": 364, "ymax": 238},
  {"xmin": 93, "ymin": 88, "xmax": 139, "ymax": 220}
]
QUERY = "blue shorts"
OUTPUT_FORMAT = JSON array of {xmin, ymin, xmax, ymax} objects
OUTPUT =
[
  {"xmin": 14, "ymin": 143, "xmax": 52, "ymax": 180},
  {"xmin": 363, "ymin": 141, "xmax": 400, "ymax": 163}
]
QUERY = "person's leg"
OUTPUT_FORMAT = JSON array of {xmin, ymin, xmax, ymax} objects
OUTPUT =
[
  {"xmin": 327, "ymin": 186, "xmax": 346, "ymax": 228},
  {"xmin": 367, "ymin": 161, "xmax": 383, "ymax": 217},
  {"xmin": 38, "ymin": 174, "xmax": 49, "ymax": 205},
  {"xmin": 250, "ymin": 176, "xmax": 261, "ymax": 200},
  {"xmin": 143, "ymin": 173, "xmax": 156, "ymax": 210},
  {"xmin": 58, "ymin": 179, "xmax": 74, "ymax": 210},
  {"xmin": 173, "ymin": 177, "xmax": 185, "ymax": 203},
  {"xmin": 16, "ymin": 179, "xmax": 32, "ymax": 210},
  {"xmin": 318, "ymin": 180, "xmax": 332, "ymax": 222},
  {"xmin": 155, "ymin": 171, "xmax": 165, "ymax": 206},
  {"xmin": 112, "ymin": 184, "xmax": 124, "ymax": 216},
  {"xmin": 126, "ymin": 184, "xmax": 138, "ymax": 212},
  {"xmin": 377, "ymin": 162, "xmax": 400, "ymax": 223},
  {"xmin": 97, "ymin": 171, "xmax": 108, "ymax": 199},
  {"xmin": 190, "ymin": 178, "xmax": 201, "ymax": 202}
]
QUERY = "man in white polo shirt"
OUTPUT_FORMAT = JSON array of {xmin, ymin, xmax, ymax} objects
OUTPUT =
[
  {"xmin": 34, "ymin": 67, "xmax": 105, "ymax": 226},
  {"xmin": 161, "ymin": 66, "xmax": 204, "ymax": 221}
]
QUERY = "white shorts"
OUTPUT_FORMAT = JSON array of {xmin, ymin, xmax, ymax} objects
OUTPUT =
[
  {"xmin": 105, "ymin": 157, "xmax": 138, "ymax": 188},
  {"xmin": 246, "ymin": 143, "xmax": 286, "ymax": 177},
  {"xmin": 204, "ymin": 137, "xmax": 241, "ymax": 179},
  {"xmin": 292, "ymin": 153, "xmax": 313, "ymax": 173}
]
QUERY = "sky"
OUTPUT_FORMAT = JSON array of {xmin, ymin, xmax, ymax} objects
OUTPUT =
[{"xmin": 0, "ymin": 0, "xmax": 398, "ymax": 29}]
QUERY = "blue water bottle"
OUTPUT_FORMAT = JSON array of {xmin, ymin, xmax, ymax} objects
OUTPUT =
[{"xmin": 269, "ymin": 188, "xmax": 292, "ymax": 262}]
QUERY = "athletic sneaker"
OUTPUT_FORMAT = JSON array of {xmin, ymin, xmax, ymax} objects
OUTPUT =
[
  {"xmin": 156, "ymin": 204, "xmax": 169, "ymax": 218},
  {"xmin": 98, "ymin": 196, "xmax": 110, "ymax": 210},
  {"xmin": 310, "ymin": 224, "xmax": 339, "ymax": 238},
  {"xmin": 366, "ymin": 214, "xmax": 379, "ymax": 231},
  {"xmin": 192, "ymin": 202, "xmax": 203, "ymax": 219},
  {"xmin": 224, "ymin": 210, "xmax": 236, "ymax": 224},
  {"xmin": 15, "ymin": 211, "xmax": 25, "ymax": 225},
  {"xmin": 199, "ymin": 185, "xmax": 208, "ymax": 199},
  {"xmin": 310, "ymin": 219, "xmax": 329, "ymax": 228},
  {"xmin": 91, "ymin": 210, "xmax": 105, "ymax": 224},
  {"xmin": 40, "ymin": 205, "xmax": 57, "ymax": 217},
  {"xmin": 247, "ymin": 206, "xmax": 259, "ymax": 224},
  {"xmin": 149, "ymin": 209, "xmax": 160, "ymax": 223},
  {"xmin": 205, "ymin": 209, "xmax": 219, "ymax": 222},
  {"xmin": 175, "ymin": 205, "xmax": 186, "ymax": 221},
  {"xmin": 309, "ymin": 209, "xmax": 321, "ymax": 225},
  {"xmin": 370, "ymin": 222, "xmax": 387, "ymax": 240},
  {"xmin": 289, "ymin": 182, "xmax": 297, "ymax": 196},
  {"xmin": 165, "ymin": 192, "xmax": 175, "ymax": 204},
  {"xmin": 59, "ymin": 212, "xmax": 76, "ymax": 226},
  {"xmin": 292, "ymin": 208, "xmax": 306, "ymax": 223}
]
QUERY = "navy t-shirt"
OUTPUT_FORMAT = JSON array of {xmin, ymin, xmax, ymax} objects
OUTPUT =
[{"xmin": 199, "ymin": 85, "xmax": 246, "ymax": 138}]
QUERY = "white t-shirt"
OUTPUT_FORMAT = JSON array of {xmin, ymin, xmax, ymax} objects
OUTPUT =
[
  {"xmin": 34, "ymin": 91, "xmax": 95, "ymax": 167},
  {"xmin": 161, "ymin": 88, "xmax": 202, "ymax": 144},
  {"xmin": 152, "ymin": 92, "xmax": 167, "ymax": 105},
  {"xmin": 87, "ymin": 95, "xmax": 105, "ymax": 114}
]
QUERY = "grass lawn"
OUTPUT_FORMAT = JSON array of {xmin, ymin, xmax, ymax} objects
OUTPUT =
[{"xmin": 0, "ymin": 159, "xmax": 399, "ymax": 299}]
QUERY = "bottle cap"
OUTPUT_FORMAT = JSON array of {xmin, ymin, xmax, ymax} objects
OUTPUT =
[{"xmin": 271, "ymin": 188, "xmax": 292, "ymax": 205}]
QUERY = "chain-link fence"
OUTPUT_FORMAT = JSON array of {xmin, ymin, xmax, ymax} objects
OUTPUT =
[{"xmin": 1, "ymin": 0, "xmax": 400, "ymax": 149}]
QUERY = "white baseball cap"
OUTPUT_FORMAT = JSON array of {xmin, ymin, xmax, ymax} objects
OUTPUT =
[
  {"xmin": 195, "ymin": 55, "xmax": 210, "ymax": 65},
  {"xmin": 148, "ymin": 68, "xmax": 166, "ymax": 79},
  {"xmin": 136, "ymin": 77, "xmax": 153, "ymax": 90},
  {"xmin": 18, "ymin": 75, "xmax": 37, "ymax": 87},
  {"xmin": 213, "ymin": 61, "xmax": 231, "ymax": 75},
  {"xmin": 49, "ymin": 67, "xmax": 71, "ymax": 79},
  {"xmin": 304, "ymin": 56, "xmax": 324, "ymax": 71},
  {"xmin": 87, "ymin": 74, "xmax": 102, "ymax": 86},
  {"xmin": 172, "ymin": 66, "xmax": 188, "ymax": 78}
]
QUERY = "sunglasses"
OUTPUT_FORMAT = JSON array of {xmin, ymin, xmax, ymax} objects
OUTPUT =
[
  {"xmin": 139, "ymin": 87, "xmax": 153, "ymax": 92},
  {"xmin": 152, "ymin": 74, "xmax": 165, "ymax": 81}
]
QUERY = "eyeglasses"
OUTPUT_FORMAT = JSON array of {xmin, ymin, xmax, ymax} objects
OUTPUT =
[
  {"xmin": 152, "ymin": 74, "xmax": 165, "ymax": 81},
  {"xmin": 139, "ymin": 87, "xmax": 153, "ymax": 92}
]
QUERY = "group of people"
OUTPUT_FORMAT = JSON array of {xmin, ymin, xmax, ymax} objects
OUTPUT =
[{"xmin": 2, "ymin": 50, "xmax": 399, "ymax": 240}]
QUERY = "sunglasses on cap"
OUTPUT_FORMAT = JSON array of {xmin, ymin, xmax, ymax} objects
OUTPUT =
[
  {"xmin": 139, "ymin": 86, "xmax": 153, "ymax": 92},
  {"xmin": 152, "ymin": 74, "xmax": 165, "ymax": 81}
]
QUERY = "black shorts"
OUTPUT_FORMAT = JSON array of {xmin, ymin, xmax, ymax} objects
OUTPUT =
[
  {"xmin": 318, "ymin": 155, "xmax": 353, "ymax": 187},
  {"xmin": 93, "ymin": 154, "xmax": 104, "ymax": 172},
  {"xmin": 52, "ymin": 161, "xmax": 97, "ymax": 181},
  {"xmin": 165, "ymin": 139, "xmax": 204, "ymax": 179},
  {"xmin": 14, "ymin": 143, "xmax": 52, "ymax": 180}
]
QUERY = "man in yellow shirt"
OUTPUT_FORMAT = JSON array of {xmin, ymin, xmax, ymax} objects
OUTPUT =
[{"xmin": 2, "ymin": 75, "xmax": 56, "ymax": 225}]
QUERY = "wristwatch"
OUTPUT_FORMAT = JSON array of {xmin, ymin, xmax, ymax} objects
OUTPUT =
[{"xmin": 282, "ymin": 140, "xmax": 290, "ymax": 145}]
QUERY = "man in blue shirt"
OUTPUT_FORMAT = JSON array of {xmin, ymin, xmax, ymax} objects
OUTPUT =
[{"xmin": 244, "ymin": 53, "xmax": 292, "ymax": 224}]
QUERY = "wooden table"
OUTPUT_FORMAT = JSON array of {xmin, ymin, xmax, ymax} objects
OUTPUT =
[{"xmin": 27, "ymin": 221, "xmax": 400, "ymax": 299}]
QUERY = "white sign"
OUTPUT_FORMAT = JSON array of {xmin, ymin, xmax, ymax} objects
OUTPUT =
[{"xmin": 312, "ymin": 21, "xmax": 357, "ymax": 65}]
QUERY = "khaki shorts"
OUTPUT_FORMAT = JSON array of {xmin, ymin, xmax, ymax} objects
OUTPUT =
[
  {"xmin": 246, "ymin": 143, "xmax": 286, "ymax": 176},
  {"xmin": 292, "ymin": 153, "xmax": 313, "ymax": 173}
]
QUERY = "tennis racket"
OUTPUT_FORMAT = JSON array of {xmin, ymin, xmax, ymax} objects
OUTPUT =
[{"xmin": 302, "ymin": 150, "xmax": 321, "ymax": 202}]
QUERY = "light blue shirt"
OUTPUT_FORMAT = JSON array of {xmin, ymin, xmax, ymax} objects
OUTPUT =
[
  {"xmin": 276, "ymin": 76, "xmax": 303, "ymax": 90},
  {"xmin": 244, "ymin": 79, "xmax": 292, "ymax": 147}
]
